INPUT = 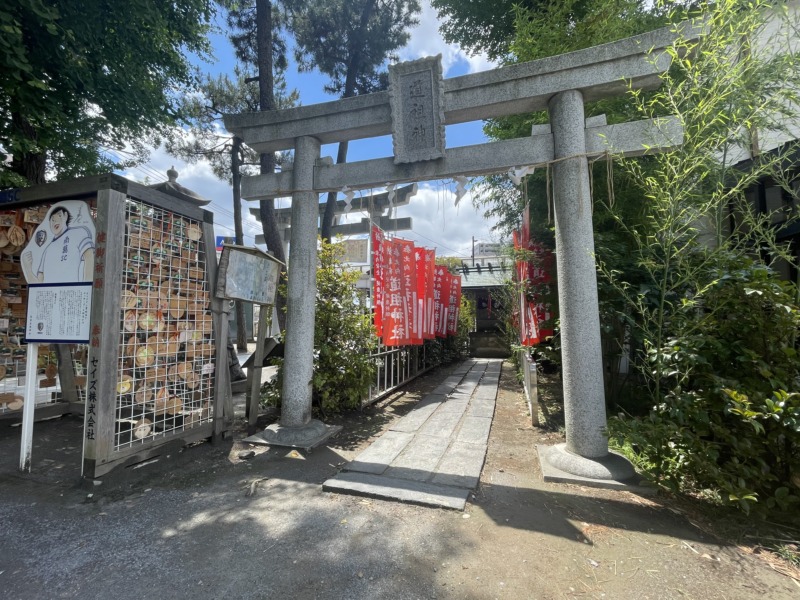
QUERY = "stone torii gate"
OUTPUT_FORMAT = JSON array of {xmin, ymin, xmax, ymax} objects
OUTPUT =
[{"xmin": 224, "ymin": 24, "xmax": 699, "ymax": 484}]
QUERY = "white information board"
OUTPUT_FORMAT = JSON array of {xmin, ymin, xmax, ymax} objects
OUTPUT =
[{"xmin": 25, "ymin": 282, "xmax": 93, "ymax": 343}]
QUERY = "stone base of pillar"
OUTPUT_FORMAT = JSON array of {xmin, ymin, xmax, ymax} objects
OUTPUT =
[
  {"xmin": 537, "ymin": 443, "xmax": 650, "ymax": 491},
  {"xmin": 244, "ymin": 419, "xmax": 342, "ymax": 450}
]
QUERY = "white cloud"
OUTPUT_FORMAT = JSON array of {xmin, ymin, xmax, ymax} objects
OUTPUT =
[
  {"xmin": 326, "ymin": 183, "xmax": 502, "ymax": 259},
  {"xmin": 119, "ymin": 142, "xmax": 503, "ymax": 261},
  {"xmin": 117, "ymin": 141, "xmax": 265, "ymax": 248},
  {"xmin": 400, "ymin": 1, "xmax": 497, "ymax": 75},
  {"xmin": 392, "ymin": 183, "xmax": 501, "ymax": 259}
]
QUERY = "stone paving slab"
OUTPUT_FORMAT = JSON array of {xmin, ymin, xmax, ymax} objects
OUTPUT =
[
  {"xmin": 431, "ymin": 441, "xmax": 487, "ymax": 488},
  {"xmin": 324, "ymin": 359, "xmax": 504, "ymax": 510},
  {"xmin": 385, "ymin": 435, "xmax": 450, "ymax": 480},
  {"xmin": 468, "ymin": 398, "xmax": 496, "ymax": 419},
  {"xmin": 454, "ymin": 384, "xmax": 477, "ymax": 396},
  {"xmin": 345, "ymin": 431, "xmax": 414, "ymax": 474},
  {"xmin": 416, "ymin": 408, "xmax": 465, "ymax": 438},
  {"xmin": 416, "ymin": 393, "xmax": 448, "ymax": 408},
  {"xmin": 432, "ymin": 384, "xmax": 456, "ymax": 395},
  {"xmin": 435, "ymin": 398, "xmax": 469, "ymax": 414},
  {"xmin": 388, "ymin": 402, "xmax": 439, "ymax": 433},
  {"xmin": 323, "ymin": 471, "xmax": 470, "ymax": 510},
  {"xmin": 456, "ymin": 416, "xmax": 493, "ymax": 445},
  {"xmin": 473, "ymin": 386, "xmax": 498, "ymax": 400}
]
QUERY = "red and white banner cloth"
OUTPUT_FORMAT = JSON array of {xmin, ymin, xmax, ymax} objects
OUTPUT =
[
  {"xmin": 514, "ymin": 223, "xmax": 555, "ymax": 346},
  {"xmin": 372, "ymin": 226, "xmax": 460, "ymax": 345}
]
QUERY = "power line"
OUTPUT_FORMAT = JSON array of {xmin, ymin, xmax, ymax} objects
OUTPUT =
[{"xmin": 399, "ymin": 229, "xmax": 470, "ymax": 258}]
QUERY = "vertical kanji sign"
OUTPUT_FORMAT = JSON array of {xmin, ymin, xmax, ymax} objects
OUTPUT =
[
  {"xmin": 382, "ymin": 238, "xmax": 409, "ymax": 346},
  {"xmin": 433, "ymin": 265, "xmax": 449, "ymax": 338},
  {"xmin": 371, "ymin": 226, "xmax": 385, "ymax": 337},
  {"xmin": 396, "ymin": 239, "xmax": 419, "ymax": 345},
  {"xmin": 424, "ymin": 249, "xmax": 436, "ymax": 339},
  {"xmin": 446, "ymin": 274, "xmax": 461, "ymax": 336},
  {"xmin": 413, "ymin": 246, "xmax": 427, "ymax": 344}
]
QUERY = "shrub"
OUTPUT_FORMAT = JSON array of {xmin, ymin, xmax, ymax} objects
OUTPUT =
[
  {"xmin": 262, "ymin": 238, "xmax": 377, "ymax": 414},
  {"xmin": 609, "ymin": 255, "xmax": 800, "ymax": 516}
]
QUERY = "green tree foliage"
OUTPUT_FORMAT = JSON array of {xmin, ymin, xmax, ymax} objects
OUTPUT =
[
  {"xmin": 430, "ymin": 0, "xmax": 540, "ymax": 61},
  {"xmin": 609, "ymin": 255, "xmax": 800, "ymax": 515},
  {"xmin": 262, "ymin": 239, "xmax": 377, "ymax": 413},
  {"xmin": 471, "ymin": 0, "xmax": 664, "ymax": 242},
  {"xmin": 167, "ymin": 71, "xmax": 260, "ymax": 182},
  {"xmin": 602, "ymin": 0, "xmax": 800, "ymax": 515},
  {"xmin": 282, "ymin": 0, "xmax": 421, "ymax": 240},
  {"xmin": 0, "ymin": 0, "xmax": 213, "ymax": 187},
  {"xmin": 166, "ymin": 70, "xmax": 297, "ymax": 184},
  {"xmin": 284, "ymin": 0, "xmax": 420, "ymax": 96},
  {"xmin": 219, "ymin": 0, "xmax": 288, "ymax": 73}
]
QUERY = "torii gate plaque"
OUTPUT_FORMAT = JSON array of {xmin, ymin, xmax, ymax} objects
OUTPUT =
[{"xmin": 225, "ymin": 23, "xmax": 699, "ymax": 482}]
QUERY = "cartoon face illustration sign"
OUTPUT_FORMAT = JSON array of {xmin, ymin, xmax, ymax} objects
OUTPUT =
[{"xmin": 21, "ymin": 200, "xmax": 96, "ymax": 284}]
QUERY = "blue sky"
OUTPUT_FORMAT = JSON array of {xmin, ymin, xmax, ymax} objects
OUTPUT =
[{"xmin": 120, "ymin": 1, "xmax": 504, "ymax": 260}]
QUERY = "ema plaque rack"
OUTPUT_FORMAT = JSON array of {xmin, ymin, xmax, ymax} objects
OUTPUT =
[{"xmin": 0, "ymin": 174, "xmax": 229, "ymax": 478}]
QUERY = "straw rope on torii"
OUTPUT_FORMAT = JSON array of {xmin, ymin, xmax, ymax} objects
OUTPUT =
[{"xmin": 224, "ymin": 22, "xmax": 701, "ymax": 484}]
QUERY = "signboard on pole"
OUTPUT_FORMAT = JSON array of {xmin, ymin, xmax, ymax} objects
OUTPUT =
[{"xmin": 215, "ymin": 244, "xmax": 284, "ymax": 305}]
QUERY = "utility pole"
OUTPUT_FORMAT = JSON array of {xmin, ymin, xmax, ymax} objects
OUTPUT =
[{"xmin": 471, "ymin": 236, "xmax": 475, "ymax": 266}]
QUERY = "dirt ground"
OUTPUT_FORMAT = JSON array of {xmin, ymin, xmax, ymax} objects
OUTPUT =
[{"xmin": 1, "ymin": 361, "xmax": 799, "ymax": 599}]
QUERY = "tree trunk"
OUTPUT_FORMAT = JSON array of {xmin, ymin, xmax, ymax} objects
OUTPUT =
[
  {"xmin": 231, "ymin": 138, "xmax": 249, "ymax": 352},
  {"xmin": 318, "ymin": 0, "xmax": 376, "ymax": 241},
  {"xmin": 320, "ymin": 140, "xmax": 349, "ymax": 241},
  {"xmin": 256, "ymin": 0, "xmax": 286, "ymax": 330},
  {"xmin": 11, "ymin": 112, "xmax": 46, "ymax": 184}
]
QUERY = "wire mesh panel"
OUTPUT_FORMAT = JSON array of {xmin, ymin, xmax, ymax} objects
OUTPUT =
[{"xmin": 113, "ymin": 198, "xmax": 215, "ymax": 449}]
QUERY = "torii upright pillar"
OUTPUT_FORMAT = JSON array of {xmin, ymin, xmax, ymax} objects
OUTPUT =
[
  {"xmin": 255, "ymin": 135, "xmax": 341, "ymax": 448},
  {"xmin": 538, "ymin": 90, "xmax": 635, "ymax": 482}
]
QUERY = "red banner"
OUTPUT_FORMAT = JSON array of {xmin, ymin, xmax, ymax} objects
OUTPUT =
[
  {"xmin": 382, "ymin": 238, "xmax": 409, "ymax": 346},
  {"xmin": 372, "ymin": 228, "xmax": 441, "ymax": 345},
  {"xmin": 371, "ymin": 226, "xmax": 385, "ymax": 337},
  {"xmin": 413, "ymin": 247, "xmax": 427, "ymax": 343},
  {"xmin": 433, "ymin": 265, "xmax": 449, "ymax": 338},
  {"xmin": 514, "ymin": 223, "xmax": 555, "ymax": 345},
  {"xmin": 520, "ymin": 300, "xmax": 540, "ymax": 346},
  {"xmin": 424, "ymin": 249, "xmax": 436, "ymax": 339},
  {"xmin": 446, "ymin": 275, "xmax": 461, "ymax": 336},
  {"xmin": 396, "ymin": 238, "xmax": 420, "ymax": 345},
  {"xmin": 530, "ymin": 244, "xmax": 555, "ymax": 338}
]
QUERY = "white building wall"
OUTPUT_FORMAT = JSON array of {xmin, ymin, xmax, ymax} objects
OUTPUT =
[{"xmin": 726, "ymin": 0, "xmax": 800, "ymax": 165}]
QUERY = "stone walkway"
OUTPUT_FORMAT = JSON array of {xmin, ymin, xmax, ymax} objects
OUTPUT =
[{"xmin": 323, "ymin": 358, "xmax": 501, "ymax": 510}]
